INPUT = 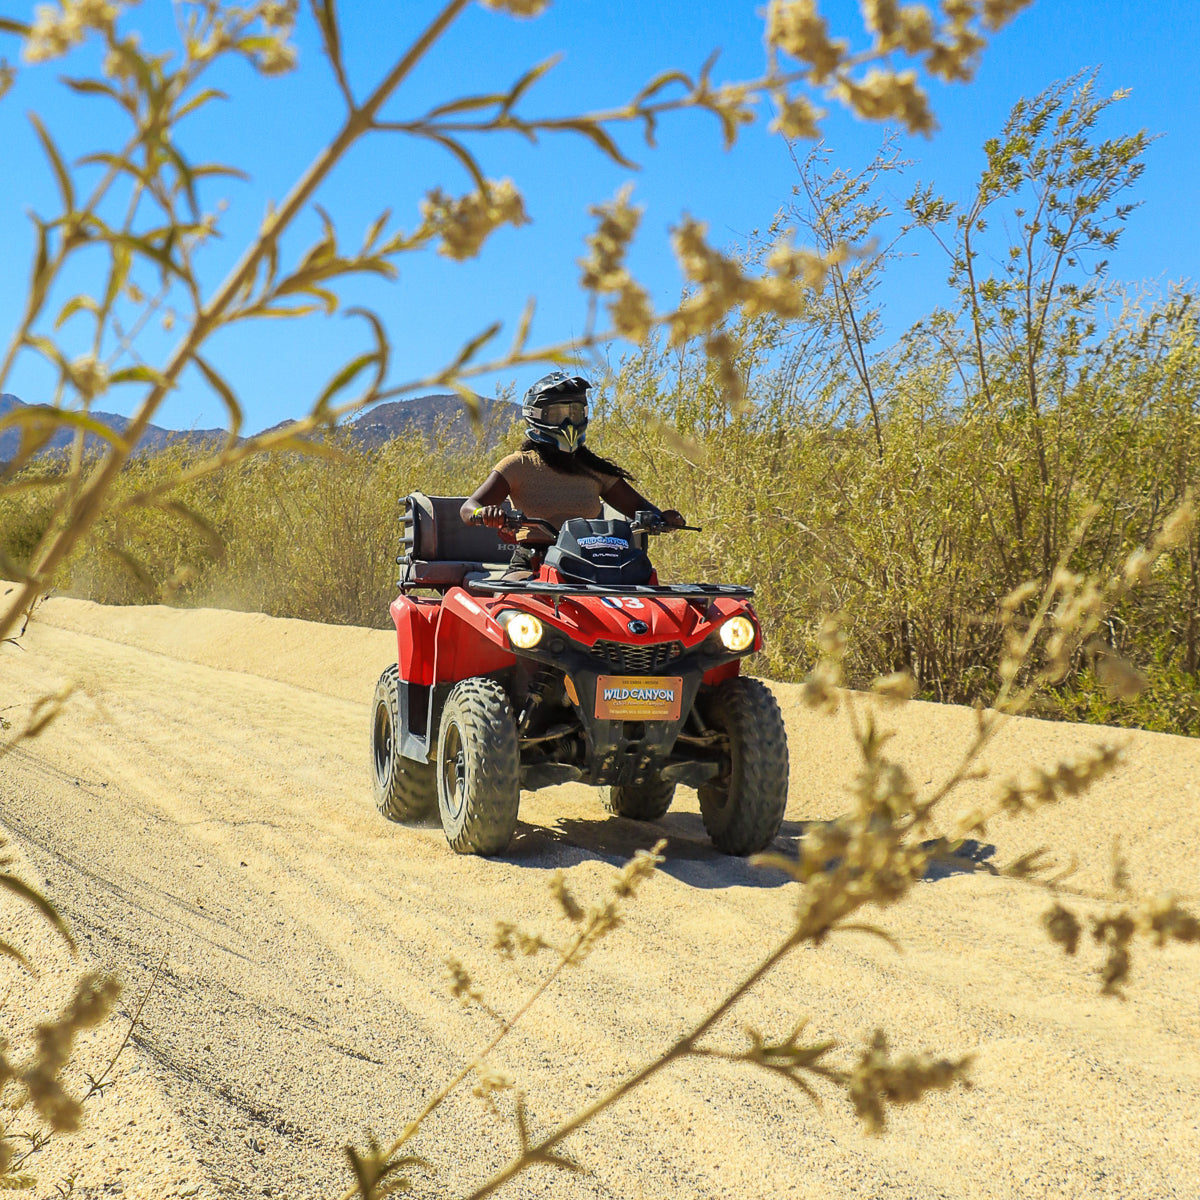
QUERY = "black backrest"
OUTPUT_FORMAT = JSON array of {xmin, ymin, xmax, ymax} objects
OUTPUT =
[{"xmin": 401, "ymin": 493, "xmax": 511, "ymax": 564}]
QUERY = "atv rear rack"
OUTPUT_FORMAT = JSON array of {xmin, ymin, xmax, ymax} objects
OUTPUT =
[{"xmin": 466, "ymin": 580, "xmax": 754, "ymax": 599}]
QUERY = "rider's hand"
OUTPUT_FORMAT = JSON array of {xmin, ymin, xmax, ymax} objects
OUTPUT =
[
  {"xmin": 661, "ymin": 509, "xmax": 686, "ymax": 528},
  {"xmin": 471, "ymin": 505, "xmax": 509, "ymax": 529}
]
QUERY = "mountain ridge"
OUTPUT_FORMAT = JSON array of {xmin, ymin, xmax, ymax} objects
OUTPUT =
[{"xmin": 0, "ymin": 391, "xmax": 515, "ymax": 464}]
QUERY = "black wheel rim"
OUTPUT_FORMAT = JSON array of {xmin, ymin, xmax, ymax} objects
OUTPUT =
[
  {"xmin": 442, "ymin": 722, "xmax": 466, "ymax": 821},
  {"xmin": 373, "ymin": 700, "xmax": 392, "ymax": 785}
]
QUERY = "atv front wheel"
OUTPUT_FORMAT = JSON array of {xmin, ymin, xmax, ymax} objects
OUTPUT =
[
  {"xmin": 437, "ymin": 677, "xmax": 520, "ymax": 855},
  {"xmin": 372, "ymin": 665, "xmax": 437, "ymax": 820},
  {"xmin": 600, "ymin": 778, "xmax": 675, "ymax": 820},
  {"xmin": 698, "ymin": 677, "xmax": 789, "ymax": 855}
]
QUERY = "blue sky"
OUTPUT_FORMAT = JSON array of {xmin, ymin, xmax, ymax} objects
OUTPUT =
[{"xmin": 0, "ymin": 1, "xmax": 1196, "ymax": 433}]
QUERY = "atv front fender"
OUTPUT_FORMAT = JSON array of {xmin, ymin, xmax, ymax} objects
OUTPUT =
[{"xmin": 432, "ymin": 588, "xmax": 515, "ymax": 685}]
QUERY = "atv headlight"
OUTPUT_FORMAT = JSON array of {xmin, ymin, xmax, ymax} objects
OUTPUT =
[
  {"xmin": 719, "ymin": 615, "xmax": 756, "ymax": 652},
  {"xmin": 503, "ymin": 611, "xmax": 544, "ymax": 649}
]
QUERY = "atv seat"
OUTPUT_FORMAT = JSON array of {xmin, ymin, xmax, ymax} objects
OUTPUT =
[{"xmin": 398, "ymin": 492, "xmax": 512, "ymax": 591}]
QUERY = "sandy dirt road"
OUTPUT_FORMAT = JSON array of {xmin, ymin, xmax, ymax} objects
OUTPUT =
[{"xmin": 2, "ymin": 594, "xmax": 1199, "ymax": 1200}]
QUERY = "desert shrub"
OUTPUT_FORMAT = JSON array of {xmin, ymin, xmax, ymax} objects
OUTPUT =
[
  {"xmin": 584, "ymin": 76, "xmax": 1200, "ymax": 727},
  {"xmin": 18, "ymin": 279, "xmax": 1195, "ymax": 730},
  {"xmin": 592, "ymin": 291, "xmax": 1199, "ymax": 721},
  {"xmin": 0, "ymin": 480, "xmax": 59, "ymax": 581},
  {"xmin": 8, "ymin": 288, "xmax": 1194, "ymax": 731}
]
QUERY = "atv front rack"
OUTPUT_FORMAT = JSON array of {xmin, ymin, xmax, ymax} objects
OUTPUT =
[{"xmin": 466, "ymin": 579, "xmax": 754, "ymax": 599}]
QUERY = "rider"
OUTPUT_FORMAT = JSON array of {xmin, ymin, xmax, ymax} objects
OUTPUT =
[{"xmin": 461, "ymin": 372, "xmax": 685, "ymax": 577}]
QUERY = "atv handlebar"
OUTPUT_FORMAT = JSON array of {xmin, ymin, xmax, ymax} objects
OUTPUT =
[
  {"xmin": 468, "ymin": 508, "xmax": 559, "ymax": 540},
  {"xmin": 631, "ymin": 509, "xmax": 702, "ymax": 535},
  {"xmin": 469, "ymin": 508, "xmax": 699, "ymax": 537}
]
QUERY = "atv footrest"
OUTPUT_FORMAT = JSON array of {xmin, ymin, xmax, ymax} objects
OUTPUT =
[
  {"xmin": 660, "ymin": 760, "xmax": 721, "ymax": 787},
  {"xmin": 521, "ymin": 762, "xmax": 585, "ymax": 789},
  {"xmin": 467, "ymin": 580, "xmax": 754, "ymax": 599}
]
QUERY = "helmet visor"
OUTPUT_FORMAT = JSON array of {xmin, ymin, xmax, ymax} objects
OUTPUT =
[{"xmin": 540, "ymin": 399, "xmax": 587, "ymax": 425}]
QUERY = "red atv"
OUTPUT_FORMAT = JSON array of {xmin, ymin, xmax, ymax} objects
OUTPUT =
[{"xmin": 371, "ymin": 492, "xmax": 789, "ymax": 856}]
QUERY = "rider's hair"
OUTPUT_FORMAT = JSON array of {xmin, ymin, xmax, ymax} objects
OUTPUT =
[{"xmin": 519, "ymin": 438, "xmax": 633, "ymax": 481}]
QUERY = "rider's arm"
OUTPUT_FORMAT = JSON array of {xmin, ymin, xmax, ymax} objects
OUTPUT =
[
  {"xmin": 461, "ymin": 471, "xmax": 511, "ymax": 527},
  {"xmin": 603, "ymin": 478, "xmax": 685, "ymax": 527}
]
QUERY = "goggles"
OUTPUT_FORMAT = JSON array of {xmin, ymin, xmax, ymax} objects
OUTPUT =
[{"xmin": 538, "ymin": 399, "xmax": 587, "ymax": 425}]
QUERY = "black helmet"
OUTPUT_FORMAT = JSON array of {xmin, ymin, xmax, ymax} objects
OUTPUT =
[{"xmin": 522, "ymin": 371, "xmax": 590, "ymax": 453}]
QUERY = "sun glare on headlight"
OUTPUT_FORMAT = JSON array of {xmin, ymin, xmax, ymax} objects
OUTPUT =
[
  {"xmin": 506, "ymin": 612, "xmax": 544, "ymax": 649},
  {"xmin": 719, "ymin": 615, "xmax": 755, "ymax": 652}
]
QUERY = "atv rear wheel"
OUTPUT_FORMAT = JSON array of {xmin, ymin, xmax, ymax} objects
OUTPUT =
[
  {"xmin": 437, "ymin": 677, "xmax": 520, "ymax": 855},
  {"xmin": 698, "ymin": 677, "xmax": 788, "ymax": 855},
  {"xmin": 372, "ymin": 665, "xmax": 437, "ymax": 820},
  {"xmin": 600, "ymin": 778, "xmax": 675, "ymax": 820}
]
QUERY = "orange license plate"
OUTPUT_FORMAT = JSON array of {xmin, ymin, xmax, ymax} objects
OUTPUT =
[{"xmin": 595, "ymin": 676, "xmax": 683, "ymax": 721}]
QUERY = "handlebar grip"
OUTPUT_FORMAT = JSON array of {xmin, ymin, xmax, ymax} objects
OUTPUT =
[{"xmin": 470, "ymin": 508, "xmax": 525, "ymax": 528}]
